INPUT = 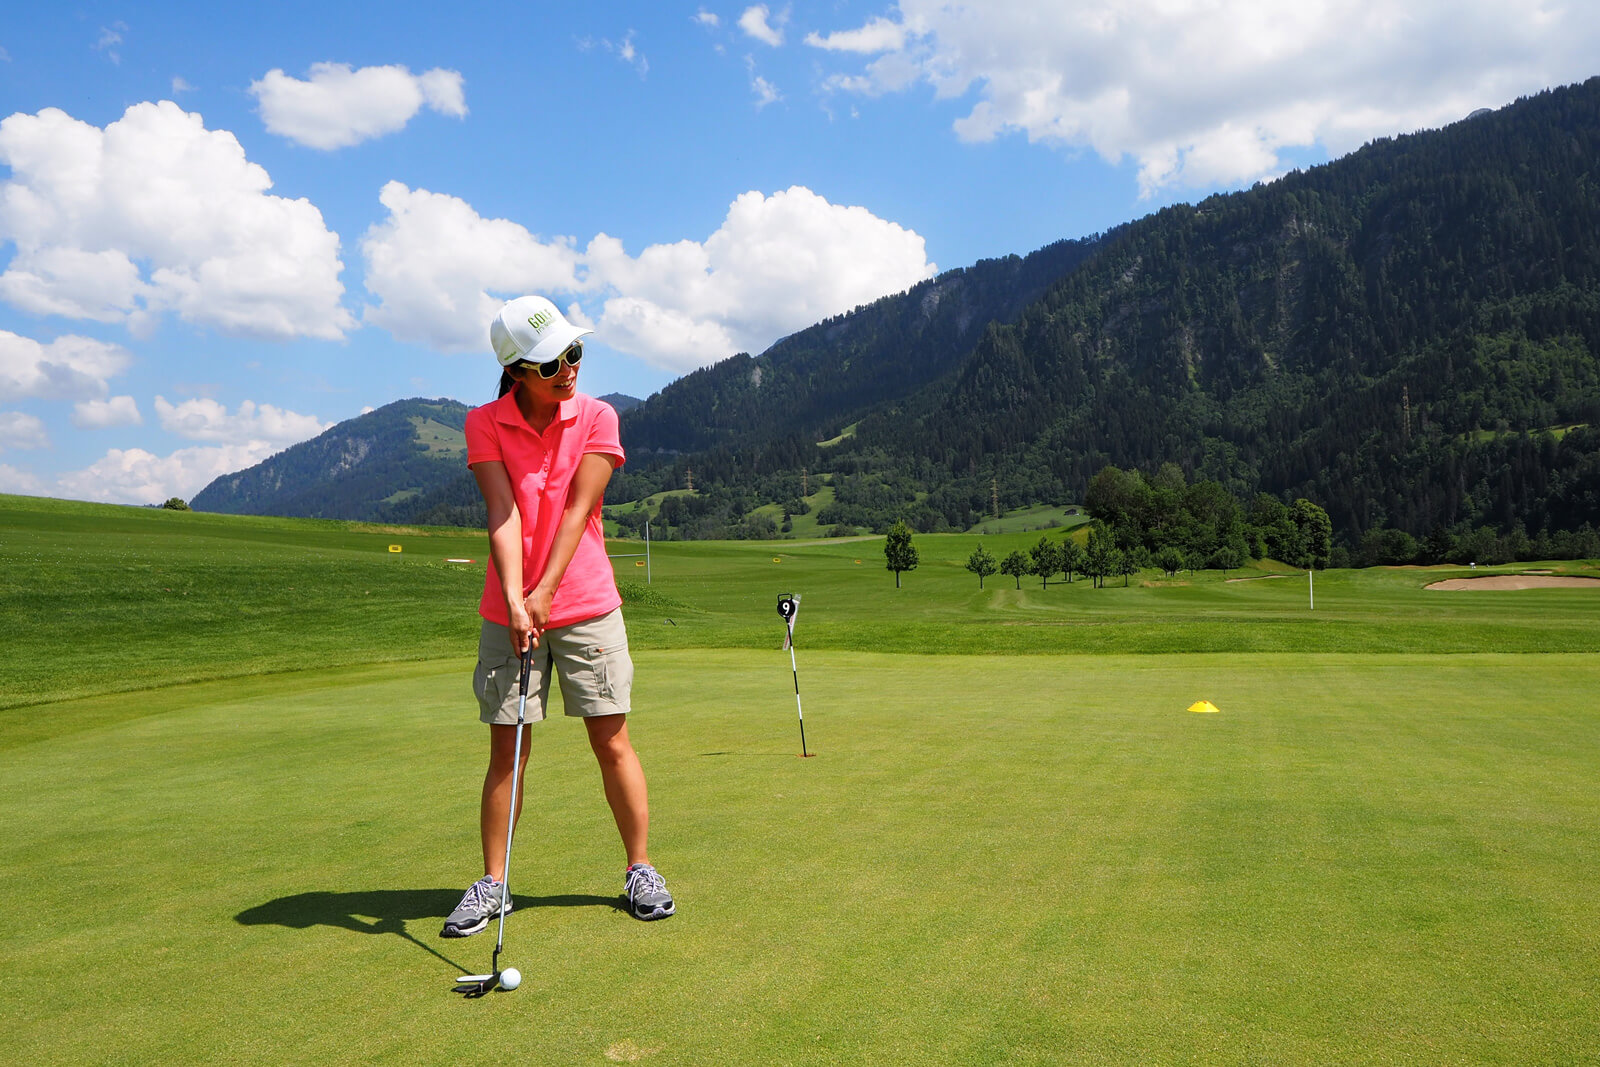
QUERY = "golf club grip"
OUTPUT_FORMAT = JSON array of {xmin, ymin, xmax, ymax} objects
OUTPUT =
[{"xmin": 518, "ymin": 644, "xmax": 532, "ymax": 693}]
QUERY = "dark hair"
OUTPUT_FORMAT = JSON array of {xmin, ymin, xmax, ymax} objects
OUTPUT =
[{"xmin": 496, "ymin": 361, "xmax": 535, "ymax": 399}]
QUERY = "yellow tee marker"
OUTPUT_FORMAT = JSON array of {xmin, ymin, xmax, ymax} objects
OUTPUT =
[
  {"xmin": 1187, "ymin": 700, "xmax": 1220, "ymax": 714},
  {"xmin": 388, "ymin": 545, "xmax": 402, "ymax": 553}
]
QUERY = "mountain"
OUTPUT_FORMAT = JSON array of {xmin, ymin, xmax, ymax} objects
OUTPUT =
[
  {"xmin": 618, "ymin": 236, "xmax": 1102, "ymax": 456},
  {"xmin": 611, "ymin": 77, "xmax": 1600, "ymax": 545},
  {"xmin": 601, "ymin": 392, "xmax": 643, "ymax": 414},
  {"xmin": 192, "ymin": 398, "xmax": 471, "ymax": 519}
]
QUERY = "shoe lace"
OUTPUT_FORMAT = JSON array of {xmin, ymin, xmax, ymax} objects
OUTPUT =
[
  {"xmin": 628, "ymin": 865, "xmax": 665, "ymax": 895},
  {"xmin": 466, "ymin": 878, "xmax": 502, "ymax": 910}
]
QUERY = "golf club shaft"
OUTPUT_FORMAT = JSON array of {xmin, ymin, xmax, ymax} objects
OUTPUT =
[{"xmin": 492, "ymin": 644, "xmax": 533, "ymax": 970}]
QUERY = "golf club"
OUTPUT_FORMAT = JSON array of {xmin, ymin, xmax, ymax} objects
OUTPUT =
[{"xmin": 455, "ymin": 641, "xmax": 533, "ymax": 995}]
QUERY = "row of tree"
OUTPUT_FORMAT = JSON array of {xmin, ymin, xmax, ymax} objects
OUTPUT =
[{"xmin": 962, "ymin": 528, "xmax": 1144, "ymax": 590}]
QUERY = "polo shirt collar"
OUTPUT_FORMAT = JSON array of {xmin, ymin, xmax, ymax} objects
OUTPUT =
[{"xmin": 493, "ymin": 386, "xmax": 578, "ymax": 431}]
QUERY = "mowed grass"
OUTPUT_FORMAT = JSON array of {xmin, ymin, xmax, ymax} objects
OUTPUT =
[
  {"xmin": 0, "ymin": 494, "xmax": 485, "ymax": 709},
  {"xmin": 7, "ymin": 493, "xmax": 1598, "ymax": 710},
  {"xmin": 4, "ymin": 493, "xmax": 1600, "ymax": 1063},
  {"xmin": 2, "ymin": 652, "xmax": 1598, "ymax": 1064}
]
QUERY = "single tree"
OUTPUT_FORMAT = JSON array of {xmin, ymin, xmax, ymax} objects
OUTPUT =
[
  {"xmin": 1084, "ymin": 522, "xmax": 1115, "ymax": 587},
  {"xmin": 1156, "ymin": 546, "xmax": 1185, "ymax": 578},
  {"xmin": 1029, "ymin": 536, "xmax": 1062, "ymax": 589},
  {"xmin": 1059, "ymin": 537, "xmax": 1084, "ymax": 583},
  {"xmin": 1000, "ymin": 550, "xmax": 1030, "ymax": 589},
  {"xmin": 1210, "ymin": 545, "xmax": 1243, "ymax": 576},
  {"xmin": 884, "ymin": 520, "xmax": 919, "ymax": 587},
  {"xmin": 1289, "ymin": 498, "xmax": 1333, "ymax": 609},
  {"xmin": 161, "ymin": 497, "xmax": 190, "ymax": 511},
  {"xmin": 1289, "ymin": 499, "xmax": 1333, "ymax": 570},
  {"xmin": 965, "ymin": 544, "xmax": 999, "ymax": 589},
  {"xmin": 1115, "ymin": 548, "xmax": 1139, "ymax": 586}
]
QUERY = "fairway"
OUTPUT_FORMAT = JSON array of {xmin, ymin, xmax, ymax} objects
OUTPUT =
[{"xmin": 4, "ymin": 651, "xmax": 1599, "ymax": 1064}]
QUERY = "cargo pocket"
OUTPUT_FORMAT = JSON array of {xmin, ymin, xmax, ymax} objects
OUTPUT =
[
  {"xmin": 473, "ymin": 651, "xmax": 517, "ymax": 718},
  {"xmin": 582, "ymin": 643, "xmax": 634, "ymax": 710}
]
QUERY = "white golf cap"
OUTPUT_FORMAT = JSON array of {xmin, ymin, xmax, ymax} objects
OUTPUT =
[{"xmin": 489, "ymin": 296, "xmax": 593, "ymax": 368}]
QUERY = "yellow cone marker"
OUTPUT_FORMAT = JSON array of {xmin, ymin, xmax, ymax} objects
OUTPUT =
[{"xmin": 1187, "ymin": 700, "xmax": 1220, "ymax": 714}]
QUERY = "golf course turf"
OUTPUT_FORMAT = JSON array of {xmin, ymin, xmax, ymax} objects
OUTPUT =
[{"xmin": 2, "ymin": 494, "xmax": 1598, "ymax": 1064}]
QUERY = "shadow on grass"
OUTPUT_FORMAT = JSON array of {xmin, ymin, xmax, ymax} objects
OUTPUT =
[{"xmin": 236, "ymin": 890, "xmax": 625, "ymax": 971}]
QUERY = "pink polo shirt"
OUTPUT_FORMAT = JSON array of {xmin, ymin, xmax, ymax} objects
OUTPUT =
[{"xmin": 464, "ymin": 389, "xmax": 626, "ymax": 629}]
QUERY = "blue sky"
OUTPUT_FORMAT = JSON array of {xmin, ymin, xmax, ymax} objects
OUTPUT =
[{"xmin": 2, "ymin": 1, "xmax": 1596, "ymax": 504}]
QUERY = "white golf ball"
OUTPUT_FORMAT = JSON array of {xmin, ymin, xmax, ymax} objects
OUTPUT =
[{"xmin": 499, "ymin": 967, "xmax": 521, "ymax": 991}]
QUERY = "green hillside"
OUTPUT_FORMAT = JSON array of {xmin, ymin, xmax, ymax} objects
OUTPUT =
[{"xmin": 191, "ymin": 398, "xmax": 472, "ymax": 520}]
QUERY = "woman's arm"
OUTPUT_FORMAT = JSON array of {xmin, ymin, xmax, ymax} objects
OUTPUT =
[
  {"xmin": 471, "ymin": 460, "xmax": 536, "ymax": 652},
  {"xmin": 522, "ymin": 452, "xmax": 617, "ymax": 630}
]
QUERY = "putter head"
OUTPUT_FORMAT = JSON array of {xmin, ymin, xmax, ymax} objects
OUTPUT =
[{"xmin": 453, "ymin": 972, "xmax": 498, "ymax": 998}]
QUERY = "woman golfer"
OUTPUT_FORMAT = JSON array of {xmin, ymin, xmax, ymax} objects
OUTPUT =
[{"xmin": 442, "ymin": 295, "xmax": 673, "ymax": 935}]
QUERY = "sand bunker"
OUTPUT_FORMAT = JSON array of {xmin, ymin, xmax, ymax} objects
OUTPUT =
[{"xmin": 1426, "ymin": 575, "xmax": 1600, "ymax": 590}]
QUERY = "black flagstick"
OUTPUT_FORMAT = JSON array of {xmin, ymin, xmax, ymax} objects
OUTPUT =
[{"xmin": 777, "ymin": 594, "xmax": 813, "ymax": 757}]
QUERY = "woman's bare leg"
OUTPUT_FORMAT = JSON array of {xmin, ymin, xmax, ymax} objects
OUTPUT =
[
  {"xmin": 584, "ymin": 714, "xmax": 650, "ymax": 867},
  {"xmin": 480, "ymin": 723, "xmax": 532, "ymax": 880}
]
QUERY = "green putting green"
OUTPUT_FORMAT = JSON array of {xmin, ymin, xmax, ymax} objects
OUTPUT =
[{"xmin": 4, "ymin": 651, "xmax": 1599, "ymax": 1064}]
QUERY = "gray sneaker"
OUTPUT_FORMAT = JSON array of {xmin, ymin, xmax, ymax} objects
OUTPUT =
[
  {"xmin": 624, "ymin": 863, "xmax": 674, "ymax": 920},
  {"xmin": 440, "ymin": 876, "xmax": 510, "ymax": 938}
]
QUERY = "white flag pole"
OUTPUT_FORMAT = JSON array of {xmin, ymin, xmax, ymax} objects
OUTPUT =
[{"xmin": 777, "ymin": 594, "xmax": 811, "ymax": 757}]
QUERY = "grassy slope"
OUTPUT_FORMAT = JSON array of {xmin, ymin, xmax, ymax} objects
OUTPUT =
[{"xmin": 0, "ymin": 494, "xmax": 486, "ymax": 708}]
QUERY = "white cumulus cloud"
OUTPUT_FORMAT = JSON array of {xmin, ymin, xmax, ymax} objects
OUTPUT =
[
  {"xmin": 0, "ymin": 330, "xmax": 131, "ymax": 399},
  {"xmin": 0, "ymin": 462, "xmax": 42, "ymax": 493},
  {"xmin": 811, "ymin": 0, "xmax": 1600, "ymax": 195},
  {"xmin": 0, "ymin": 411, "xmax": 48, "ymax": 450},
  {"xmin": 587, "ymin": 186, "xmax": 936, "ymax": 371},
  {"xmin": 362, "ymin": 184, "xmax": 935, "ymax": 374},
  {"xmin": 250, "ymin": 62, "xmax": 467, "ymax": 149},
  {"xmin": 56, "ymin": 442, "xmax": 286, "ymax": 506},
  {"xmin": 0, "ymin": 102, "xmax": 353, "ymax": 338},
  {"xmin": 740, "ymin": 5, "xmax": 786, "ymax": 46},
  {"xmin": 694, "ymin": 10, "xmax": 721, "ymax": 28},
  {"xmin": 361, "ymin": 181, "xmax": 585, "ymax": 352},
  {"xmin": 153, "ymin": 396, "xmax": 330, "ymax": 445},
  {"xmin": 72, "ymin": 395, "xmax": 142, "ymax": 429}
]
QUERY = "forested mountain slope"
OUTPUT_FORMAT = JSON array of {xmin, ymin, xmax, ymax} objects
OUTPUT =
[
  {"xmin": 618, "ymin": 236, "xmax": 1104, "ymax": 455},
  {"xmin": 619, "ymin": 77, "xmax": 1600, "ymax": 544},
  {"xmin": 192, "ymin": 399, "xmax": 471, "ymax": 520}
]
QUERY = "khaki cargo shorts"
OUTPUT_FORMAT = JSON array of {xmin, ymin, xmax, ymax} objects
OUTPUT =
[{"xmin": 473, "ymin": 608, "xmax": 633, "ymax": 724}]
